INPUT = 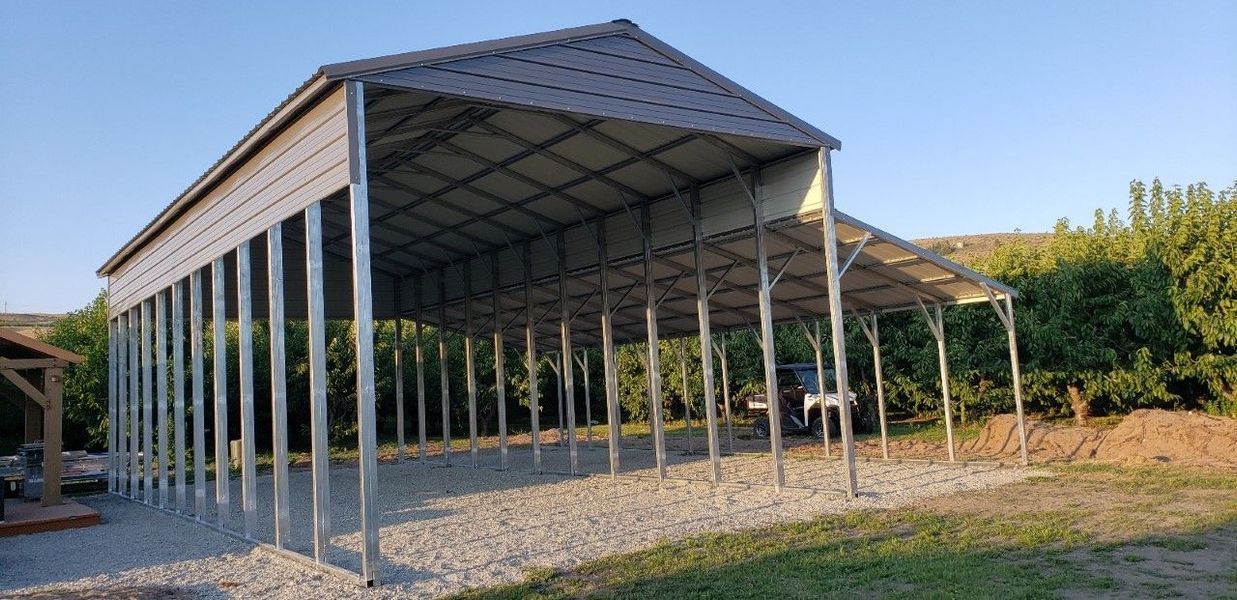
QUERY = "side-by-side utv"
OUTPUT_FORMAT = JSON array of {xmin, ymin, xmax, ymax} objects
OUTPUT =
[{"xmin": 743, "ymin": 363, "xmax": 874, "ymax": 439}]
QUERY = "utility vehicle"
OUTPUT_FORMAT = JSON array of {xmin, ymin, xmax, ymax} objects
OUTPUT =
[{"xmin": 744, "ymin": 363, "xmax": 874, "ymax": 439}]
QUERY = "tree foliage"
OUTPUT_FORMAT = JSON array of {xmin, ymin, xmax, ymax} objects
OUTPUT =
[{"xmin": 30, "ymin": 179, "xmax": 1237, "ymax": 452}]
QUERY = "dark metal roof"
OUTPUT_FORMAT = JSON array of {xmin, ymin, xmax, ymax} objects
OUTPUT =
[
  {"xmin": 100, "ymin": 20, "xmax": 843, "ymax": 279},
  {"xmin": 324, "ymin": 20, "xmax": 841, "ymax": 149},
  {"xmin": 322, "ymin": 21, "xmax": 634, "ymax": 79}
]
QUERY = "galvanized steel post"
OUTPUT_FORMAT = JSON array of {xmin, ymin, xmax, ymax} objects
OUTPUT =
[
  {"xmin": 346, "ymin": 78, "xmax": 381, "ymax": 585},
  {"xmin": 523, "ymin": 241, "xmax": 542, "ymax": 473},
  {"xmin": 575, "ymin": 350, "xmax": 591, "ymax": 450},
  {"xmin": 394, "ymin": 284, "xmax": 405, "ymax": 463},
  {"xmin": 465, "ymin": 262, "xmax": 479, "ymax": 468},
  {"xmin": 190, "ymin": 270, "xmax": 206, "ymax": 517},
  {"xmin": 156, "ymin": 290, "xmax": 168, "ymax": 508},
  {"xmin": 141, "ymin": 299, "xmax": 153, "ymax": 503},
  {"xmin": 641, "ymin": 202, "xmax": 668, "ymax": 480},
  {"xmin": 492, "ymin": 264, "xmax": 508, "ymax": 469},
  {"xmin": 691, "ymin": 187, "xmax": 723, "ymax": 484},
  {"xmin": 237, "ymin": 241, "xmax": 258, "ymax": 537},
  {"xmin": 1005, "ymin": 297, "xmax": 1029, "ymax": 466},
  {"xmin": 128, "ymin": 306, "xmax": 138, "ymax": 498},
  {"xmin": 268, "ymin": 223, "xmax": 291, "ymax": 547},
  {"xmin": 855, "ymin": 313, "xmax": 889, "ymax": 460},
  {"xmin": 172, "ymin": 282, "xmax": 187, "ymax": 511},
  {"xmin": 557, "ymin": 231, "xmax": 579, "ymax": 474},
  {"xmin": 438, "ymin": 269, "xmax": 452, "ymax": 465},
  {"xmin": 922, "ymin": 301, "xmax": 956, "ymax": 463},
  {"xmin": 808, "ymin": 321, "xmax": 831, "ymax": 457},
  {"xmin": 751, "ymin": 169, "xmax": 786, "ymax": 491},
  {"xmin": 597, "ymin": 221, "xmax": 621, "ymax": 476},
  {"xmin": 713, "ymin": 336, "xmax": 734, "ymax": 454},
  {"xmin": 677, "ymin": 342, "xmax": 692, "ymax": 454},
  {"xmin": 819, "ymin": 149, "xmax": 859, "ymax": 497},
  {"xmin": 305, "ymin": 201, "xmax": 332, "ymax": 561},
  {"xmin": 211, "ymin": 258, "xmax": 229, "ymax": 525},
  {"xmin": 414, "ymin": 275, "xmax": 428, "ymax": 463},
  {"xmin": 550, "ymin": 354, "xmax": 564, "ymax": 449}
]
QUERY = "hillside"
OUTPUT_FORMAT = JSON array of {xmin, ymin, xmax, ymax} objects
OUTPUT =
[
  {"xmin": 0, "ymin": 312, "xmax": 65, "ymax": 337},
  {"xmin": 912, "ymin": 232, "xmax": 1052, "ymax": 266}
]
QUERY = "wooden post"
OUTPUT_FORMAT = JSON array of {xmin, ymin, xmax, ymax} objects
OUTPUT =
[{"xmin": 41, "ymin": 368, "xmax": 64, "ymax": 507}]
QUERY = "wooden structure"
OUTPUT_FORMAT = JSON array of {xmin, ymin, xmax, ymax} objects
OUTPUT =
[
  {"xmin": 0, "ymin": 329, "xmax": 84, "ymax": 507},
  {"xmin": 0, "ymin": 497, "xmax": 101, "ymax": 537}
]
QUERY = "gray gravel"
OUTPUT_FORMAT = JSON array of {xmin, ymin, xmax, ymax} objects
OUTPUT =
[{"xmin": 1, "ymin": 445, "xmax": 1040, "ymax": 599}]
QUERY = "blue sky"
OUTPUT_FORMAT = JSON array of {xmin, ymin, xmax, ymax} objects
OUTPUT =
[{"xmin": 1, "ymin": 1, "xmax": 1234, "ymax": 312}]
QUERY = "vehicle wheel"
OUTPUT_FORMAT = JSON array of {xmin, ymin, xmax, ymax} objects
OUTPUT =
[
  {"xmin": 753, "ymin": 416, "xmax": 770, "ymax": 439},
  {"xmin": 810, "ymin": 416, "xmax": 825, "ymax": 439}
]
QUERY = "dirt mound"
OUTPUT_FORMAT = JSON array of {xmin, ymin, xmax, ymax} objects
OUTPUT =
[
  {"xmin": 1094, "ymin": 409, "xmax": 1237, "ymax": 468},
  {"xmin": 962, "ymin": 414, "xmax": 1105, "ymax": 462},
  {"xmin": 964, "ymin": 410, "xmax": 1237, "ymax": 468}
]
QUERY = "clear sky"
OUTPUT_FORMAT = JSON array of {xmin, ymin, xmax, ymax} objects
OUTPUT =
[{"xmin": 1, "ymin": 1, "xmax": 1234, "ymax": 313}]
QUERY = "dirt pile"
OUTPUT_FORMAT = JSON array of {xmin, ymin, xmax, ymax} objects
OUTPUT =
[
  {"xmin": 1094, "ymin": 409, "xmax": 1237, "ymax": 467},
  {"xmin": 962, "ymin": 414, "xmax": 1105, "ymax": 461},
  {"xmin": 964, "ymin": 410, "xmax": 1237, "ymax": 468}
]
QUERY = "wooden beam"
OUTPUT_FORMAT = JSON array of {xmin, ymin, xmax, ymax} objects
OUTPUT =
[
  {"xmin": 0, "ymin": 368, "xmax": 48, "ymax": 409},
  {"xmin": 0, "ymin": 358, "xmax": 72, "ymax": 370}
]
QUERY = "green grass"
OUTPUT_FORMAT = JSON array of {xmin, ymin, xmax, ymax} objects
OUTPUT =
[
  {"xmin": 455, "ymin": 509, "xmax": 1098, "ymax": 599},
  {"xmin": 450, "ymin": 465, "xmax": 1237, "ymax": 599},
  {"xmin": 862, "ymin": 420, "xmax": 986, "ymax": 444}
]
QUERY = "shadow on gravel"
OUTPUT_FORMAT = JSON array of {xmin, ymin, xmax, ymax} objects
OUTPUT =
[{"xmin": 6, "ymin": 585, "xmax": 197, "ymax": 599}]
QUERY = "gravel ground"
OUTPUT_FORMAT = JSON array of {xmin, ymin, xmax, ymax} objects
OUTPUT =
[{"xmin": 1, "ymin": 444, "xmax": 1040, "ymax": 599}]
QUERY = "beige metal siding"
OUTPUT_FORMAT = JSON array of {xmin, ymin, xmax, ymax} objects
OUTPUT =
[{"xmin": 108, "ymin": 87, "xmax": 349, "ymax": 318}]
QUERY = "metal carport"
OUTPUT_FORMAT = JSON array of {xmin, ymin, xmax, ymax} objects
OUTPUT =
[{"xmin": 97, "ymin": 20, "xmax": 1028, "ymax": 586}]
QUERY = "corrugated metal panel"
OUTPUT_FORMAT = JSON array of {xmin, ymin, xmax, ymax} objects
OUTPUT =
[
  {"xmin": 512, "ymin": 44, "xmax": 719, "ymax": 92},
  {"xmin": 439, "ymin": 56, "xmax": 774, "ymax": 120},
  {"xmin": 108, "ymin": 87, "xmax": 350, "ymax": 318},
  {"xmin": 359, "ymin": 34, "xmax": 821, "ymax": 147}
]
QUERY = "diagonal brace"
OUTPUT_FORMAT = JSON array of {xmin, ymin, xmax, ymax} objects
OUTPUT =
[{"xmin": 0, "ymin": 369, "xmax": 48, "ymax": 409}]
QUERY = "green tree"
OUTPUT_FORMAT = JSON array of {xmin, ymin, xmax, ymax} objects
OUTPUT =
[{"xmin": 40, "ymin": 290, "xmax": 111, "ymax": 449}]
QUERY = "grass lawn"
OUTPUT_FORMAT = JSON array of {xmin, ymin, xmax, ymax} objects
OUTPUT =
[{"xmin": 450, "ymin": 464, "xmax": 1237, "ymax": 599}]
